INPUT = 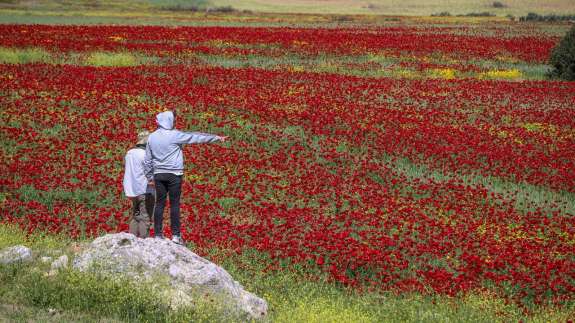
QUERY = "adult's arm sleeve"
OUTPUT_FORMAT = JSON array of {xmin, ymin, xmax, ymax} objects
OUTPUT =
[
  {"xmin": 144, "ymin": 144, "xmax": 154, "ymax": 181},
  {"xmin": 174, "ymin": 130, "xmax": 221, "ymax": 144}
]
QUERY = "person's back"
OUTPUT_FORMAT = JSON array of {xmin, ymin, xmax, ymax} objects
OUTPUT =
[
  {"xmin": 144, "ymin": 110, "xmax": 226, "ymax": 244},
  {"xmin": 123, "ymin": 147, "xmax": 146, "ymax": 196},
  {"xmin": 123, "ymin": 131, "xmax": 154, "ymax": 238},
  {"xmin": 146, "ymin": 111, "xmax": 224, "ymax": 175}
]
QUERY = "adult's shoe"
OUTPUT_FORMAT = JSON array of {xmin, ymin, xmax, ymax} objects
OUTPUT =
[{"xmin": 171, "ymin": 235, "xmax": 184, "ymax": 245}]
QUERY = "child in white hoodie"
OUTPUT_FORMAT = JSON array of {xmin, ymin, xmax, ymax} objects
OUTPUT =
[
  {"xmin": 144, "ymin": 110, "xmax": 227, "ymax": 244},
  {"xmin": 123, "ymin": 130, "xmax": 155, "ymax": 238}
]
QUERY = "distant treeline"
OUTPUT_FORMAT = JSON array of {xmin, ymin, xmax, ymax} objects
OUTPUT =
[
  {"xmin": 161, "ymin": 4, "xmax": 241, "ymax": 13},
  {"xmin": 431, "ymin": 11, "xmax": 575, "ymax": 21},
  {"xmin": 431, "ymin": 12, "xmax": 496, "ymax": 17},
  {"xmin": 519, "ymin": 13, "xmax": 575, "ymax": 22}
]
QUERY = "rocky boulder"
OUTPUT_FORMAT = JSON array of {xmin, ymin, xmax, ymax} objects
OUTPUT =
[
  {"xmin": 72, "ymin": 233, "xmax": 267, "ymax": 320},
  {"xmin": 0, "ymin": 245, "xmax": 32, "ymax": 264}
]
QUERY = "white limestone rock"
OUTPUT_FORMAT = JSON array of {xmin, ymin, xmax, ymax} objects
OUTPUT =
[
  {"xmin": 51, "ymin": 255, "xmax": 69, "ymax": 270},
  {"xmin": 72, "ymin": 233, "xmax": 267, "ymax": 320},
  {"xmin": 0, "ymin": 245, "xmax": 32, "ymax": 264}
]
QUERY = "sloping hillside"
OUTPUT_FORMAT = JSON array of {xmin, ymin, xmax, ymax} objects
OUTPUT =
[
  {"xmin": 1, "ymin": 0, "xmax": 573, "ymax": 16},
  {"xmin": 211, "ymin": 0, "xmax": 575, "ymax": 16}
]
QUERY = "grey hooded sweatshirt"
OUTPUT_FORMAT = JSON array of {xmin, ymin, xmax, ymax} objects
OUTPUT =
[{"xmin": 144, "ymin": 111, "xmax": 221, "ymax": 180}]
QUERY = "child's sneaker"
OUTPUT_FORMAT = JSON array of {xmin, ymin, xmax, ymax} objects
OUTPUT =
[{"xmin": 171, "ymin": 235, "xmax": 184, "ymax": 245}]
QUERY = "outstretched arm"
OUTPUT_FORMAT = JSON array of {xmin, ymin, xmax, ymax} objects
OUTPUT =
[{"xmin": 174, "ymin": 130, "xmax": 227, "ymax": 144}]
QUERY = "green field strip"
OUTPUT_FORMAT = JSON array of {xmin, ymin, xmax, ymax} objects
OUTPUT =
[
  {"xmin": 380, "ymin": 154, "xmax": 575, "ymax": 217},
  {"xmin": 0, "ymin": 47, "xmax": 552, "ymax": 81}
]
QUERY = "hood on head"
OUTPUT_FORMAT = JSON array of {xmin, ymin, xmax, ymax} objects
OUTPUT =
[{"xmin": 156, "ymin": 111, "xmax": 174, "ymax": 130}]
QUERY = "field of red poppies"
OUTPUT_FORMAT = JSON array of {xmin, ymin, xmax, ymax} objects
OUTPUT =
[{"xmin": 1, "ymin": 21, "xmax": 574, "ymax": 308}]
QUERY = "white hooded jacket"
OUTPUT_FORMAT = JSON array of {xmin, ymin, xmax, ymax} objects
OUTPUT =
[
  {"xmin": 144, "ymin": 111, "xmax": 221, "ymax": 180},
  {"xmin": 123, "ymin": 145, "xmax": 154, "ymax": 197}
]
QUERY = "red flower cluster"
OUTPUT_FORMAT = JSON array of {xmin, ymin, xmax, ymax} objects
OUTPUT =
[
  {"xmin": 1, "ymin": 24, "xmax": 573, "ymax": 307},
  {"xmin": 0, "ymin": 24, "xmax": 558, "ymax": 62}
]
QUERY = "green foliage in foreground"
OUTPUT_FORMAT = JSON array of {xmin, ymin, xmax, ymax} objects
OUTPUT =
[{"xmin": 0, "ymin": 224, "xmax": 573, "ymax": 322}]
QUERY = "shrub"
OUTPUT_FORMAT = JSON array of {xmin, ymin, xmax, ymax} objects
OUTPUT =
[
  {"xmin": 332, "ymin": 15, "xmax": 354, "ymax": 22},
  {"xmin": 431, "ymin": 12, "xmax": 452, "ymax": 17},
  {"xmin": 209, "ymin": 5, "xmax": 236, "ymax": 13},
  {"xmin": 548, "ymin": 25, "xmax": 575, "ymax": 81},
  {"xmin": 158, "ymin": 2, "xmax": 237, "ymax": 13},
  {"xmin": 366, "ymin": 3, "xmax": 381, "ymax": 10},
  {"xmin": 459, "ymin": 12, "xmax": 496, "ymax": 17},
  {"xmin": 161, "ymin": 4, "xmax": 201, "ymax": 12},
  {"xmin": 154, "ymin": 0, "xmax": 208, "ymax": 12},
  {"xmin": 520, "ymin": 13, "xmax": 575, "ymax": 22},
  {"xmin": 492, "ymin": 2, "xmax": 506, "ymax": 8}
]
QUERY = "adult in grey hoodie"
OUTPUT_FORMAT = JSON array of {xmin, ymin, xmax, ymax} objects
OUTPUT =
[{"xmin": 144, "ymin": 110, "xmax": 227, "ymax": 243}]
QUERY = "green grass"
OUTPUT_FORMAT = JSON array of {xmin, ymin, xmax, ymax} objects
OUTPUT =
[
  {"xmin": 0, "ymin": 302, "xmax": 123, "ymax": 323},
  {"xmin": 0, "ymin": 47, "xmax": 50, "ymax": 64},
  {"xmin": 0, "ymin": 223, "xmax": 69, "ymax": 251},
  {"xmin": 0, "ymin": 47, "xmax": 163, "ymax": 66},
  {"xmin": 471, "ymin": 59, "xmax": 552, "ymax": 79},
  {"xmin": 84, "ymin": 51, "xmax": 140, "ymax": 67},
  {"xmin": 0, "ymin": 265, "xmax": 235, "ymax": 322}
]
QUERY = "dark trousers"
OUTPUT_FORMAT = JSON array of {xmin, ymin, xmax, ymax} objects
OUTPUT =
[{"xmin": 153, "ymin": 173, "xmax": 182, "ymax": 237}]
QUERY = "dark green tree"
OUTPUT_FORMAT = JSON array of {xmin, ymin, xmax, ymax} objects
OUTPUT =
[{"xmin": 549, "ymin": 25, "xmax": 575, "ymax": 81}]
